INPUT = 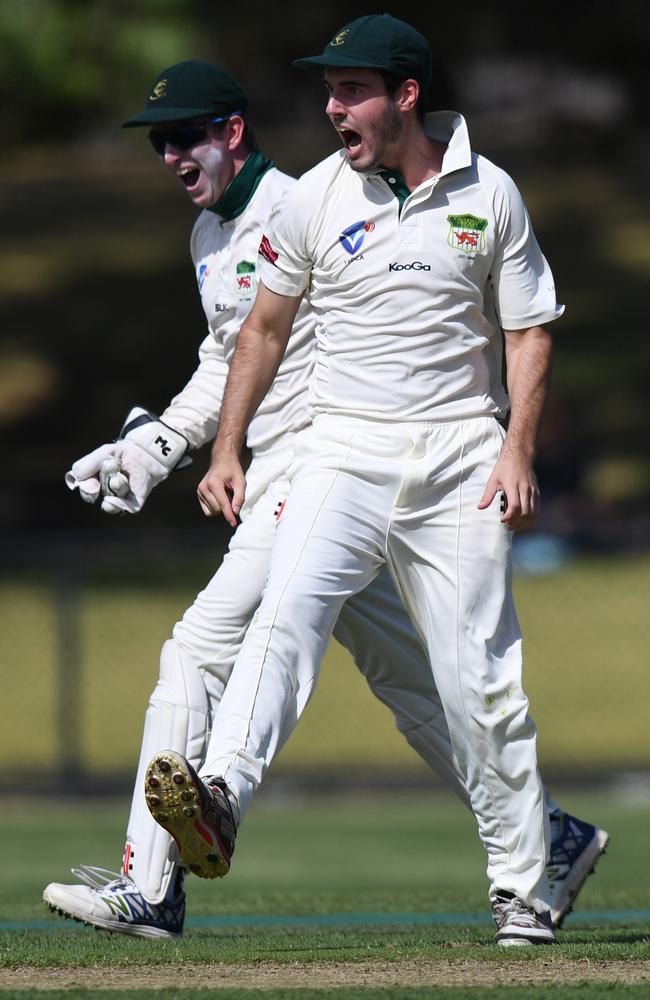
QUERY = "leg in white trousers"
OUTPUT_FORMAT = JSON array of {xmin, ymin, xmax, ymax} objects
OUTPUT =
[
  {"xmin": 123, "ymin": 477, "xmax": 280, "ymax": 903},
  {"xmin": 123, "ymin": 449, "xmax": 467, "ymax": 903},
  {"xmin": 200, "ymin": 416, "xmax": 551, "ymax": 912}
]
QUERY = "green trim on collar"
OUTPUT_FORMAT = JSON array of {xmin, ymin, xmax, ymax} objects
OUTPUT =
[
  {"xmin": 208, "ymin": 148, "xmax": 274, "ymax": 221},
  {"xmin": 378, "ymin": 169, "xmax": 410, "ymax": 210}
]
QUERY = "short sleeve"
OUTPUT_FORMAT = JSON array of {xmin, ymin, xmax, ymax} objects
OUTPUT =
[
  {"xmin": 490, "ymin": 170, "xmax": 565, "ymax": 330},
  {"xmin": 258, "ymin": 183, "xmax": 313, "ymax": 298}
]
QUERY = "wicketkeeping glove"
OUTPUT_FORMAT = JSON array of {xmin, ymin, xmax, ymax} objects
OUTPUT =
[{"xmin": 65, "ymin": 406, "xmax": 191, "ymax": 515}]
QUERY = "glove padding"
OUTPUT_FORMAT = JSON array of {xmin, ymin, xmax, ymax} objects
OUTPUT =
[{"xmin": 65, "ymin": 407, "xmax": 191, "ymax": 515}]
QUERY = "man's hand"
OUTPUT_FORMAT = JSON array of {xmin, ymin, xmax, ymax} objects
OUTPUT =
[
  {"xmin": 197, "ymin": 452, "xmax": 246, "ymax": 527},
  {"xmin": 65, "ymin": 407, "xmax": 190, "ymax": 515},
  {"xmin": 478, "ymin": 449, "xmax": 540, "ymax": 531},
  {"xmin": 66, "ymin": 445, "xmax": 129, "ymax": 508},
  {"xmin": 480, "ymin": 324, "xmax": 552, "ymax": 531},
  {"xmin": 66, "ymin": 439, "xmax": 175, "ymax": 514}
]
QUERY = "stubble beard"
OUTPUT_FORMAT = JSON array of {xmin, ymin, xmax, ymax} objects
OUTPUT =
[{"xmin": 347, "ymin": 103, "xmax": 405, "ymax": 174}]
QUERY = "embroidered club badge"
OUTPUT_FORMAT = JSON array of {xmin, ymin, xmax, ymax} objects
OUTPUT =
[
  {"xmin": 447, "ymin": 213, "xmax": 488, "ymax": 253},
  {"xmin": 236, "ymin": 260, "xmax": 257, "ymax": 299}
]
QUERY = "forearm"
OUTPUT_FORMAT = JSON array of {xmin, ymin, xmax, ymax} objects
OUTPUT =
[
  {"xmin": 212, "ymin": 321, "xmax": 286, "ymax": 459},
  {"xmin": 478, "ymin": 325, "xmax": 553, "ymax": 529},
  {"xmin": 198, "ymin": 284, "xmax": 299, "ymax": 524},
  {"xmin": 162, "ymin": 350, "xmax": 228, "ymax": 450},
  {"xmin": 211, "ymin": 284, "xmax": 299, "ymax": 461},
  {"xmin": 503, "ymin": 325, "xmax": 553, "ymax": 460}
]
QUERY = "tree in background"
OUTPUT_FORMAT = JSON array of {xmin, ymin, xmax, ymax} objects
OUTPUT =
[{"xmin": 0, "ymin": 0, "xmax": 199, "ymax": 143}]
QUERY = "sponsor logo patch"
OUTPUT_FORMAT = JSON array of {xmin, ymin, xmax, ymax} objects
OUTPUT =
[
  {"xmin": 197, "ymin": 263, "xmax": 209, "ymax": 291},
  {"xmin": 154, "ymin": 435, "xmax": 173, "ymax": 457},
  {"xmin": 388, "ymin": 261, "xmax": 431, "ymax": 271},
  {"xmin": 259, "ymin": 234, "xmax": 278, "ymax": 264},
  {"xmin": 339, "ymin": 219, "xmax": 375, "ymax": 255},
  {"xmin": 447, "ymin": 213, "xmax": 488, "ymax": 253}
]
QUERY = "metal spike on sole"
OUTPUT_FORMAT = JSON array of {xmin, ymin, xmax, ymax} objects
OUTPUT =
[
  {"xmin": 46, "ymin": 902, "xmax": 92, "ymax": 930},
  {"xmin": 144, "ymin": 750, "xmax": 232, "ymax": 880}
]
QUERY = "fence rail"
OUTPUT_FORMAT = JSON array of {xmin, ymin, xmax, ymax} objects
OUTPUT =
[{"xmin": 3, "ymin": 530, "xmax": 648, "ymax": 794}]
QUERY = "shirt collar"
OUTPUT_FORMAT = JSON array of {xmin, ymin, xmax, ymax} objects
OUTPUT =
[
  {"xmin": 208, "ymin": 148, "xmax": 275, "ymax": 222},
  {"xmin": 424, "ymin": 110, "xmax": 473, "ymax": 177},
  {"xmin": 365, "ymin": 110, "xmax": 472, "ymax": 196},
  {"xmin": 377, "ymin": 169, "xmax": 411, "ymax": 209}
]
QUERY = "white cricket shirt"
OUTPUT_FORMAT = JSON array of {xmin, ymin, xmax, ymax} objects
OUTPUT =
[
  {"xmin": 258, "ymin": 112, "xmax": 564, "ymax": 422},
  {"xmin": 162, "ymin": 166, "xmax": 314, "ymax": 453}
]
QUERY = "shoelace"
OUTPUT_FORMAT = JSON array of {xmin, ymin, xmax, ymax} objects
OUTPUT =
[
  {"xmin": 494, "ymin": 895, "xmax": 541, "ymax": 928},
  {"xmin": 71, "ymin": 865, "xmax": 131, "ymax": 892}
]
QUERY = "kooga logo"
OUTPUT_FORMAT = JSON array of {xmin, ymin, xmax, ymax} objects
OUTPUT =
[{"xmin": 389, "ymin": 261, "xmax": 431, "ymax": 271}]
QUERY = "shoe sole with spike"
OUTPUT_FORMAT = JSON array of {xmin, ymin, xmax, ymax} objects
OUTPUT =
[{"xmin": 145, "ymin": 750, "xmax": 232, "ymax": 879}]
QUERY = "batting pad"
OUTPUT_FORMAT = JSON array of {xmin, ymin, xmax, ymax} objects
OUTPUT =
[{"xmin": 123, "ymin": 639, "xmax": 211, "ymax": 904}]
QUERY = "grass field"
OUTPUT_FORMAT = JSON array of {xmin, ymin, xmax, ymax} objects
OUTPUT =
[
  {"xmin": 2, "ymin": 553, "xmax": 649, "ymax": 995},
  {"xmin": 1, "ymin": 787, "xmax": 649, "ymax": 997}
]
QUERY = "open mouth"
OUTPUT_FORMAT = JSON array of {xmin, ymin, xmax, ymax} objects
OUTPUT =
[
  {"xmin": 179, "ymin": 167, "xmax": 201, "ymax": 188},
  {"xmin": 339, "ymin": 129, "xmax": 362, "ymax": 152}
]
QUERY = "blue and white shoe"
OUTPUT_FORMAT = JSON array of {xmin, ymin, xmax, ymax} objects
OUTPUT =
[
  {"xmin": 547, "ymin": 813, "xmax": 610, "ymax": 927},
  {"xmin": 43, "ymin": 865, "xmax": 184, "ymax": 939}
]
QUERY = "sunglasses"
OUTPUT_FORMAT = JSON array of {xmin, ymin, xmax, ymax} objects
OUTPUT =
[{"xmin": 148, "ymin": 112, "xmax": 242, "ymax": 155}]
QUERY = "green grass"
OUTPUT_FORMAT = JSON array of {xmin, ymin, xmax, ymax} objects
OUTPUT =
[
  {"xmin": 2, "ymin": 554, "xmax": 649, "ymax": 997},
  {"xmin": 1, "ymin": 789, "xmax": 649, "ymax": 997}
]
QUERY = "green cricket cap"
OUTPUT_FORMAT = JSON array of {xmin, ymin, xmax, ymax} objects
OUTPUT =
[
  {"xmin": 293, "ymin": 14, "xmax": 432, "ymax": 93},
  {"xmin": 122, "ymin": 60, "xmax": 248, "ymax": 128}
]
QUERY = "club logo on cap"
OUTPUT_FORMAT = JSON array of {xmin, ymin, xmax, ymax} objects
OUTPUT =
[
  {"xmin": 331, "ymin": 29, "xmax": 349, "ymax": 47},
  {"xmin": 150, "ymin": 80, "xmax": 167, "ymax": 102}
]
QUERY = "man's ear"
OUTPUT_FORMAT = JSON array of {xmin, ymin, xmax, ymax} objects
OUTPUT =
[
  {"xmin": 396, "ymin": 78, "xmax": 420, "ymax": 112},
  {"xmin": 226, "ymin": 114, "xmax": 246, "ymax": 150}
]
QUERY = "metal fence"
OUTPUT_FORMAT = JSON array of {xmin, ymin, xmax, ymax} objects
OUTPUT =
[{"xmin": 3, "ymin": 528, "xmax": 649, "ymax": 795}]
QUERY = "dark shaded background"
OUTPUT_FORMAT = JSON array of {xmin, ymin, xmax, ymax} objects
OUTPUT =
[{"xmin": 2, "ymin": 0, "xmax": 649, "ymax": 555}]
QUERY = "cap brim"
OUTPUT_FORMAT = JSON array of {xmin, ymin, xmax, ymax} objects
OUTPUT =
[
  {"xmin": 121, "ymin": 106, "xmax": 220, "ymax": 128},
  {"xmin": 293, "ymin": 54, "xmax": 392, "ymax": 72}
]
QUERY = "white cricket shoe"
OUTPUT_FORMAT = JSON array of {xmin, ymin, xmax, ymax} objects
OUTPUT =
[
  {"xmin": 43, "ymin": 865, "xmax": 184, "ymax": 939},
  {"xmin": 492, "ymin": 892, "xmax": 556, "ymax": 947},
  {"xmin": 547, "ymin": 811, "xmax": 610, "ymax": 927}
]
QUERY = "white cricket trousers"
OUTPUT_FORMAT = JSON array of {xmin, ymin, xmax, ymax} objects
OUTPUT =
[
  {"xmin": 202, "ymin": 415, "xmax": 551, "ymax": 912},
  {"xmin": 124, "ymin": 442, "xmax": 466, "ymax": 903}
]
